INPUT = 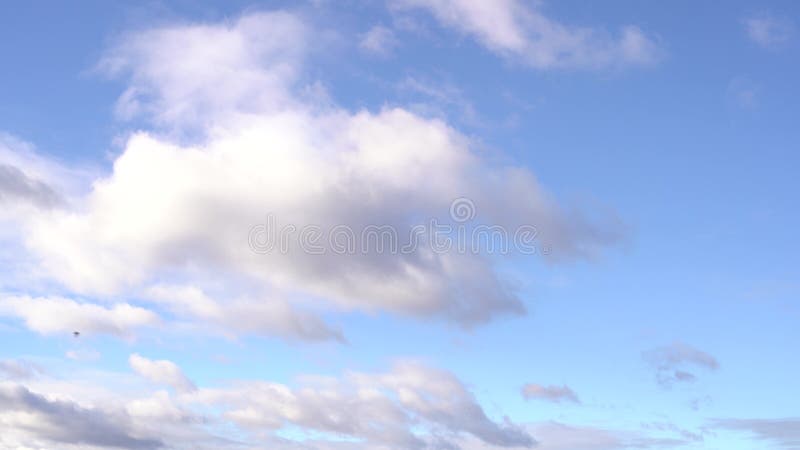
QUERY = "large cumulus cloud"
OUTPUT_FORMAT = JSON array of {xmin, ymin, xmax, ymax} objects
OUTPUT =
[{"xmin": 16, "ymin": 11, "xmax": 621, "ymax": 338}]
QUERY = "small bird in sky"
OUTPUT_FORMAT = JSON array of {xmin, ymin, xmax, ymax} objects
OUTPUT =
[{"xmin": 73, "ymin": 331, "xmax": 80, "ymax": 338}]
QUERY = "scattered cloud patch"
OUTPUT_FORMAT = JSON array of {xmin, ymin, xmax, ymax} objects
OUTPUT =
[
  {"xmin": 390, "ymin": 0, "xmax": 662, "ymax": 69},
  {"xmin": 744, "ymin": 13, "xmax": 793, "ymax": 49},
  {"xmin": 360, "ymin": 25, "xmax": 400, "ymax": 56},
  {"xmin": 521, "ymin": 384, "xmax": 580, "ymax": 404},
  {"xmin": 711, "ymin": 418, "xmax": 800, "ymax": 449},
  {"xmin": 643, "ymin": 342, "xmax": 719, "ymax": 387},
  {"xmin": 0, "ymin": 295, "xmax": 159, "ymax": 338}
]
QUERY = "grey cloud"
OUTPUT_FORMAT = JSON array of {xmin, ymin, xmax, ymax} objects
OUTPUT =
[
  {"xmin": 521, "ymin": 384, "xmax": 580, "ymax": 404},
  {"xmin": 641, "ymin": 421, "xmax": 704, "ymax": 444},
  {"xmin": 0, "ymin": 359, "xmax": 42, "ymax": 380},
  {"xmin": 712, "ymin": 418, "xmax": 800, "ymax": 449},
  {"xmin": 0, "ymin": 163, "xmax": 62, "ymax": 209},
  {"xmin": 643, "ymin": 342, "xmax": 719, "ymax": 387},
  {"xmin": 0, "ymin": 383, "xmax": 162, "ymax": 449},
  {"xmin": 458, "ymin": 421, "xmax": 697, "ymax": 450}
]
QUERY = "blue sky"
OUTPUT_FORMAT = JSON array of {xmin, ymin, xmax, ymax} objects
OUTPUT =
[{"xmin": 0, "ymin": 1, "xmax": 798, "ymax": 449}]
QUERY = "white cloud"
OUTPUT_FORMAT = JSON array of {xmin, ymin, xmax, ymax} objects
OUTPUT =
[
  {"xmin": 129, "ymin": 354, "xmax": 196, "ymax": 393},
  {"xmin": 0, "ymin": 357, "xmax": 537, "ymax": 449},
  {"xmin": 20, "ymin": 11, "xmax": 620, "ymax": 332},
  {"xmin": 0, "ymin": 359, "xmax": 703, "ymax": 450},
  {"xmin": 0, "ymin": 295, "xmax": 159, "ymax": 337},
  {"xmin": 194, "ymin": 360, "xmax": 534, "ymax": 448},
  {"xmin": 360, "ymin": 25, "xmax": 400, "ymax": 55},
  {"xmin": 99, "ymin": 11, "xmax": 308, "ymax": 129},
  {"xmin": 391, "ymin": 0, "xmax": 661, "ymax": 69},
  {"xmin": 744, "ymin": 14, "xmax": 793, "ymax": 49}
]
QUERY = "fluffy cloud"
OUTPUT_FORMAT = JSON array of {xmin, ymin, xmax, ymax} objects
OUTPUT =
[
  {"xmin": 0, "ymin": 295, "xmax": 159, "ymax": 337},
  {"xmin": 744, "ymin": 14, "xmax": 793, "ymax": 49},
  {"xmin": 129, "ymin": 354, "xmax": 196, "ymax": 393},
  {"xmin": 21, "ymin": 11, "xmax": 619, "ymax": 333},
  {"xmin": 521, "ymin": 384, "xmax": 580, "ymax": 404},
  {"xmin": 391, "ymin": 0, "xmax": 661, "ymax": 69},
  {"xmin": 643, "ymin": 342, "xmax": 719, "ymax": 387}
]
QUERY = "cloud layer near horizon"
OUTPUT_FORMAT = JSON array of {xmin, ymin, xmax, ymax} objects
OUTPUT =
[{"xmin": 1, "ymin": 356, "xmax": 536, "ymax": 450}]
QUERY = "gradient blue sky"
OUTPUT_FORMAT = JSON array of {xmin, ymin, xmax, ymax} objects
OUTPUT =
[{"xmin": 0, "ymin": 1, "xmax": 798, "ymax": 449}]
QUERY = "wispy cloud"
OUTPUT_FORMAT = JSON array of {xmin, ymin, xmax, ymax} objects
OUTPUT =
[
  {"xmin": 643, "ymin": 342, "xmax": 719, "ymax": 387},
  {"xmin": 711, "ymin": 418, "xmax": 800, "ymax": 449},
  {"xmin": 744, "ymin": 13, "xmax": 793, "ymax": 49},
  {"xmin": 360, "ymin": 25, "xmax": 400, "ymax": 56},
  {"xmin": 521, "ymin": 384, "xmax": 580, "ymax": 404},
  {"xmin": 391, "ymin": 0, "xmax": 662, "ymax": 70}
]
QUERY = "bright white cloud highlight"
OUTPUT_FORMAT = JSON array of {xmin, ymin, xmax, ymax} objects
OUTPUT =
[{"xmin": 129, "ymin": 354, "xmax": 196, "ymax": 393}]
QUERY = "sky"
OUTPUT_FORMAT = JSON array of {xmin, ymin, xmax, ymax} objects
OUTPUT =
[{"xmin": 0, "ymin": 1, "xmax": 799, "ymax": 449}]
